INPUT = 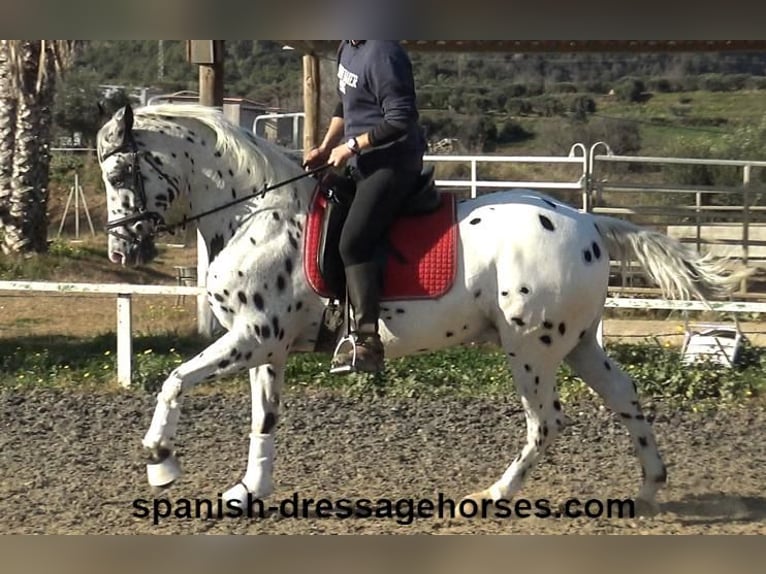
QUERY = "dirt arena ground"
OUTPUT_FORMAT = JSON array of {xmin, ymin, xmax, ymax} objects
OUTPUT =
[{"xmin": 1, "ymin": 385, "xmax": 765, "ymax": 534}]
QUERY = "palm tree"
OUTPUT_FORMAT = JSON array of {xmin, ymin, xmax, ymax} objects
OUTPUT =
[{"xmin": 0, "ymin": 40, "xmax": 77, "ymax": 254}]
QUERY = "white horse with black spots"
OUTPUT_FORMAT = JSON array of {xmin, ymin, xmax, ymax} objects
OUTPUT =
[{"xmin": 96, "ymin": 102, "xmax": 748, "ymax": 515}]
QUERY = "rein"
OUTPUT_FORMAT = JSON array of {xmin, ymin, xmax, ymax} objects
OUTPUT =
[{"xmin": 167, "ymin": 163, "xmax": 331, "ymax": 233}]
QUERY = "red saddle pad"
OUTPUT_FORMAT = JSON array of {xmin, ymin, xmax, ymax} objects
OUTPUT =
[{"xmin": 303, "ymin": 189, "xmax": 458, "ymax": 301}]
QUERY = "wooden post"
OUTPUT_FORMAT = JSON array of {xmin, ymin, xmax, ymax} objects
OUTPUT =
[
  {"xmin": 189, "ymin": 40, "xmax": 225, "ymax": 338},
  {"xmin": 198, "ymin": 40, "xmax": 224, "ymax": 107},
  {"xmin": 302, "ymin": 52, "xmax": 320, "ymax": 153}
]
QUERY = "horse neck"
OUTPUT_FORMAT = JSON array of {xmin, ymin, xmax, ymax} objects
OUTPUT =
[{"xmin": 181, "ymin": 138, "xmax": 315, "ymax": 247}]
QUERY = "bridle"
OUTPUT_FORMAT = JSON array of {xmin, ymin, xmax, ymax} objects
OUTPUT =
[
  {"xmin": 101, "ymin": 130, "xmax": 176, "ymax": 244},
  {"xmin": 101, "ymin": 129, "xmax": 331, "ymax": 248}
]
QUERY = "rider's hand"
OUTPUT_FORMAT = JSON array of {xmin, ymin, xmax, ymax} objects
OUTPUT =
[
  {"xmin": 327, "ymin": 143, "xmax": 354, "ymax": 168},
  {"xmin": 303, "ymin": 146, "xmax": 330, "ymax": 170}
]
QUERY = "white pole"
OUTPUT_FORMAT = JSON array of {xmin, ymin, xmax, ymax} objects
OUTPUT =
[
  {"xmin": 196, "ymin": 228, "xmax": 216, "ymax": 337},
  {"xmin": 117, "ymin": 294, "xmax": 133, "ymax": 388}
]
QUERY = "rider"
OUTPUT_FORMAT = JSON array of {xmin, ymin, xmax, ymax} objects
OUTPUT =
[{"xmin": 304, "ymin": 40, "xmax": 427, "ymax": 374}]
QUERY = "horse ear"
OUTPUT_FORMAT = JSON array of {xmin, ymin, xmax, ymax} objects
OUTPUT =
[{"xmin": 114, "ymin": 103, "xmax": 134, "ymax": 144}]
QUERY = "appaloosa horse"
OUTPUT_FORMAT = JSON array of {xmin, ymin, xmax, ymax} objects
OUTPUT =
[{"xmin": 96, "ymin": 102, "xmax": 748, "ymax": 513}]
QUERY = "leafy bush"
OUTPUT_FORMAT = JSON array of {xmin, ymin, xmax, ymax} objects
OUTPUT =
[{"xmin": 614, "ymin": 77, "xmax": 646, "ymax": 103}]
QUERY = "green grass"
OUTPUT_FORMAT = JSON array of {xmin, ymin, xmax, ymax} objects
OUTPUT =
[{"xmin": 2, "ymin": 333, "xmax": 765, "ymax": 412}]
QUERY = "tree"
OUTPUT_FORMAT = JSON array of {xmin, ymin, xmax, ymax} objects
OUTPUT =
[
  {"xmin": 0, "ymin": 40, "xmax": 77, "ymax": 254},
  {"xmin": 54, "ymin": 67, "xmax": 130, "ymax": 147}
]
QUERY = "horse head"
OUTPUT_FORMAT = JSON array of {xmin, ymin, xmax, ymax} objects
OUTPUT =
[{"xmin": 96, "ymin": 103, "xmax": 177, "ymax": 265}]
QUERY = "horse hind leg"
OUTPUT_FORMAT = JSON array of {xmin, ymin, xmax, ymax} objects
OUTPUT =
[
  {"xmin": 222, "ymin": 363, "xmax": 283, "ymax": 506},
  {"xmin": 464, "ymin": 344, "xmax": 565, "ymax": 505},
  {"xmin": 564, "ymin": 327, "xmax": 667, "ymax": 513}
]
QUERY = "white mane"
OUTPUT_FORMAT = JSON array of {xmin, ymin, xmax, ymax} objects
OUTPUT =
[{"xmin": 131, "ymin": 103, "xmax": 301, "ymax": 179}]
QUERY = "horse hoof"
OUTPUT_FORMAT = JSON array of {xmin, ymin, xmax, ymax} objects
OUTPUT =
[
  {"xmin": 146, "ymin": 453, "xmax": 182, "ymax": 488},
  {"xmin": 222, "ymin": 483, "xmax": 251, "ymax": 508},
  {"xmin": 635, "ymin": 497, "xmax": 660, "ymax": 517}
]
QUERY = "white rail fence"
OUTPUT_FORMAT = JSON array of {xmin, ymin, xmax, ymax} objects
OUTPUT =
[{"xmin": 4, "ymin": 144, "xmax": 766, "ymax": 388}]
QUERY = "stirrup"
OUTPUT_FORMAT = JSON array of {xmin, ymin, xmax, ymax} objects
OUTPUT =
[{"xmin": 329, "ymin": 333, "xmax": 359, "ymax": 374}]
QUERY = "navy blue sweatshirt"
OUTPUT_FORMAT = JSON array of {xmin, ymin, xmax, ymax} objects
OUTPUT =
[{"xmin": 334, "ymin": 40, "xmax": 425, "ymax": 173}]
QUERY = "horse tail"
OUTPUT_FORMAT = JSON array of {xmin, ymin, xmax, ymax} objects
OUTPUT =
[{"xmin": 592, "ymin": 214, "xmax": 753, "ymax": 302}]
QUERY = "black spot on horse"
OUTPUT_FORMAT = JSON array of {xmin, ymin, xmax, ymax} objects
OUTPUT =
[
  {"xmin": 296, "ymin": 301, "xmax": 303, "ymax": 311},
  {"xmin": 583, "ymin": 249, "xmax": 592, "ymax": 263},
  {"xmin": 604, "ymin": 361, "xmax": 612, "ymax": 371},
  {"xmin": 245, "ymin": 351, "xmax": 253, "ymax": 361},
  {"xmin": 266, "ymin": 366, "xmax": 276, "ymax": 378},
  {"xmin": 512, "ymin": 317, "xmax": 525, "ymax": 326},
  {"xmin": 620, "ymin": 412, "xmax": 633, "ymax": 419},
  {"xmin": 261, "ymin": 412, "xmax": 277, "ymax": 434},
  {"xmin": 543, "ymin": 321, "xmax": 553, "ymax": 329},
  {"xmin": 261, "ymin": 325, "xmax": 272, "ymax": 339},
  {"xmin": 396, "ymin": 308, "xmax": 405, "ymax": 314},
  {"xmin": 592, "ymin": 242, "xmax": 601, "ymax": 259},
  {"xmin": 288, "ymin": 233, "xmax": 299, "ymax": 250},
  {"xmin": 218, "ymin": 359, "xmax": 230, "ymax": 369},
  {"xmin": 272, "ymin": 316, "xmax": 280, "ymax": 337},
  {"xmin": 638, "ymin": 436, "xmax": 648, "ymax": 448},
  {"xmin": 276, "ymin": 274, "xmax": 286, "ymax": 292},
  {"xmin": 558, "ymin": 323, "xmax": 566, "ymax": 336},
  {"xmin": 539, "ymin": 214, "xmax": 555, "ymax": 231},
  {"xmin": 214, "ymin": 293, "xmax": 224, "ymax": 303},
  {"xmin": 209, "ymin": 234, "xmax": 224, "ymax": 262},
  {"xmin": 272, "ymin": 211, "xmax": 280, "ymax": 221},
  {"xmin": 540, "ymin": 335, "xmax": 552, "ymax": 345},
  {"xmin": 520, "ymin": 286, "xmax": 530, "ymax": 294},
  {"xmin": 501, "ymin": 290, "xmax": 509, "ymax": 296},
  {"xmin": 534, "ymin": 376, "xmax": 539, "ymax": 385},
  {"xmin": 553, "ymin": 400, "xmax": 561, "ymax": 411},
  {"xmin": 253, "ymin": 293, "xmax": 264, "ymax": 310},
  {"xmin": 285, "ymin": 258, "xmax": 293, "ymax": 275},
  {"xmin": 231, "ymin": 188, "xmax": 237, "ymax": 199},
  {"xmin": 237, "ymin": 291, "xmax": 247, "ymax": 304},
  {"xmin": 469, "ymin": 218, "xmax": 481, "ymax": 225},
  {"xmin": 524, "ymin": 364, "xmax": 532, "ymax": 372},
  {"xmin": 446, "ymin": 331, "xmax": 454, "ymax": 338},
  {"xmin": 474, "ymin": 290, "xmax": 482, "ymax": 298},
  {"xmin": 579, "ymin": 330, "xmax": 586, "ymax": 339}
]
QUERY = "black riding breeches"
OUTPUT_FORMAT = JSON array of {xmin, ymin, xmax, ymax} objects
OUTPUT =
[{"xmin": 338, "ymin": 166, "xmax": 419, "ymax": 267}]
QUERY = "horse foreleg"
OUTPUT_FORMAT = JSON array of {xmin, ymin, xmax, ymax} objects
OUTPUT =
[
  {"xmin": 222, "ymin": 362, "xmax": 284, "ymax": 506},
  {"xmin": 141, "ymin": 328, "xmax": 270, "ymax": 489}
]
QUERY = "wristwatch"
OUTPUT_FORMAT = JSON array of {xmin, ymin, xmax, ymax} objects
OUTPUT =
[{"xmin": 346, "ymin": 137, "xmax": 361, "ymax": 155}]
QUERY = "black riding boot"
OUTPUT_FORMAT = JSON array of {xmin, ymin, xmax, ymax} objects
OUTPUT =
[{"xmin": 330, "ymin": 262, "xmax": 385, "ymax": 373}]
